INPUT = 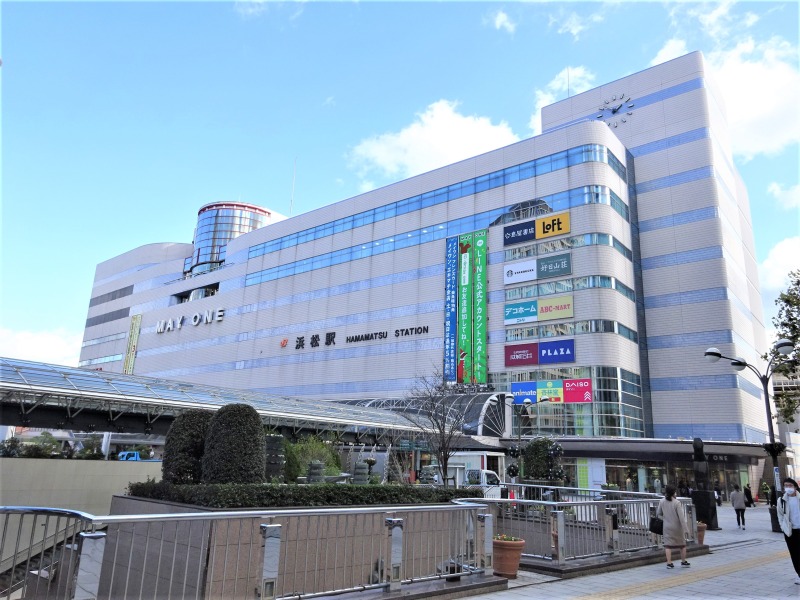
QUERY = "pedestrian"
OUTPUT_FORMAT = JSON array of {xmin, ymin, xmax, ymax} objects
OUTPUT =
[
  {"xmin": 776, "ymin": 477, "xmax": 800, "ymax": 585},
  {"xmin": 744, "ymin": 484, "xmax": 754, "ymax": 507},
  {"xmin": 657, "ymin": 485, "xmax": 690, "ymax": 569},
  {"xmin": 730, "ymin": 484, "xmax": 747, "ymax": 529},
  {"xmin": 714, "ymin": 483, "xmax": 722, "ymax": 506}
]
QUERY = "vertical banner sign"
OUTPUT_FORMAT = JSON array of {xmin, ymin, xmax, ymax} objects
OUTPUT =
[
  {"xmin": 443, "ymin": 237, "xmax": 459, "ymax": 381},
  {"xmin": 123, "ymin": 314, "xmax": 142, "ymax": 375},
  {"xmin": 457, "ymin": 233, "xmax": 474, "ymax": 383},
  {"xmin": 472, "ymin": 229, "xmax": 488, "ymax": 383}
]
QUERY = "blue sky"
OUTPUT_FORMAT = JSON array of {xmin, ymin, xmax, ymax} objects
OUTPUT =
[{"xmin": 1, "ymin": 1, "xmax": 798, "ymax": 366}]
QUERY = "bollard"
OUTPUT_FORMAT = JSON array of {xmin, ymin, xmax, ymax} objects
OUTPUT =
[
  {"xmin": 260, "ymin": 523, "xmax": 282, "ymax": 600},
  {"xmin": 477, "ymin": 513, "xmax": 493, "ymax": 570},
  {"xmin": 72, "ymin": 531, "xmax": 106, "ymax": 600},
  {"xmin": 384, "ymin": 518, "xmax": 404, "ymax": 592}
]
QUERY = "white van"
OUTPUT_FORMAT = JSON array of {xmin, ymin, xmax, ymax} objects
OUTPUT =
[{"xmin": 463, "ymin": 469, "xmax": 504, "ymax": 499}]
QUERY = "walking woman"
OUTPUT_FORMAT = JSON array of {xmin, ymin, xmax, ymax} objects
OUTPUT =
[
  {"xmin": 777, "ymin": 477, "xmax": 800, "ymax": 584},
  {"xmin": 730, "ymin": 484, "xmax": 747, "ymax": 529},
  {"xmin": 657, "ymin": 485, "xmax": 690, "ymax": 568}
]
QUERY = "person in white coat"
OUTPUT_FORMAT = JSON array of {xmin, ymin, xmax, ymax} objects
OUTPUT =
[{"xmin": 777, "ymin": 477, "xmax": 800, "ymax": 585}]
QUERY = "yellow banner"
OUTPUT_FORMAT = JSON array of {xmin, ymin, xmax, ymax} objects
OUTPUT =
[
  {"xmin": 535, "ymin": 212, "xmax": 570, "ymax": 239},
  {"xmin": 537, "ymin": 295, "xmax": 574, "ymax": 321}
]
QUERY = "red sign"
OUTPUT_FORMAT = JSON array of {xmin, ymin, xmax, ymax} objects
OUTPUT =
[
  {"xmin": 504, "ymin": 343, "xmax": 539, "ymax": 367},
  {"xmin": 564, "ymin": 378, "xmax": 593, "ymax": 403}
]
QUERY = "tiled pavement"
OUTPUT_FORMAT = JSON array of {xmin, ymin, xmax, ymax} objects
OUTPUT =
[{"xmin": 471, "ymin": 504, "xmax": 798, "ymax": 600}]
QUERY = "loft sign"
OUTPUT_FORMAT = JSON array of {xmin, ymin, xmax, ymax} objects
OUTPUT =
[{"xmin": 156, "ymin": 308, "xmax": 225, "ymax": 333}]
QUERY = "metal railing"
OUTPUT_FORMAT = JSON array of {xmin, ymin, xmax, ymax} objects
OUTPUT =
[
  {"xmin": 1, "ymin": 502, "xmax": 490, "ymax": 600},
  {"xmin": 457, "ymin": 483, "xmax": 698, "ymax": 566}
]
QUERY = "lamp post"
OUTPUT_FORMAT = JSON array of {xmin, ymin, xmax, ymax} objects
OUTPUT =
[{"xmin": 704, "ymin": 338, "xmax": 796, "ymax": 490}]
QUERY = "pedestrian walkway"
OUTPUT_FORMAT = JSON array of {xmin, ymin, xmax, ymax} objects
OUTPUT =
[{"xmin": 472, "ymin": 504, "xmax": 795, "ymax": 599}]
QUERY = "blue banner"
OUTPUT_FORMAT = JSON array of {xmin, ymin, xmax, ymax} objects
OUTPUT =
[
  {"xmin": 511, "ymin": 382, "xmax": 538, "ymax": 404},
  {"xmin": 539, "ymin": 339, "xmax": 575, "ymax": 364},
  {"xmin": 443, "ymin": 236, "xmax": 459, "ymax": 381}
]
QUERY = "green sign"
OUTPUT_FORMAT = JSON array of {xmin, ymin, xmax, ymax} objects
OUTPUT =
[
  {"xmin": 457, "ymin": 232, "xmax": 474, "ymax": 383},
  {"xmin": 537, "ymin": 253, "xmax": 572, "ymax": 279},
  {"xmin": 472, "ymin": 229, "xmax": 488, "ymax": 383}
]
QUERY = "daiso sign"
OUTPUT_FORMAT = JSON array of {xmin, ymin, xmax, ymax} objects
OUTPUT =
[{"xmin": 564, "ymin": 378, "xmax": 593, "ymax": 403}]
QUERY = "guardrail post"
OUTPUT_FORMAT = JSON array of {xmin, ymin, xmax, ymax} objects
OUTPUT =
[
  {"xmin": 477, "ymin": 514, "xmax": 493, "ymax": 571},
  {"xmin": 686, "ymin": 502, "xmax": 697, "ymax": 542},
  {"xmin": 603, "ymin": 504, "xmax": 620, "ymax": 555},
  {"xmin": 551, "ymin": 510, "xmax": 566, "ymax": 566},
  {"xmin": 71, "ymin": 531, "xmax": 106, "ymax": 600},
  {"xmin": 259, "ymin": 523, "xmax": 281, "ymax": 599},
  {"xmin": 384, "ymin": 518, "xmax": 403, "ymax": 592}
]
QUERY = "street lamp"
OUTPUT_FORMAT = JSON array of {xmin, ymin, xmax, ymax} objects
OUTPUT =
[{"xmin": 704, "ymin": 338, "xmax": 796, "ymax": 488}]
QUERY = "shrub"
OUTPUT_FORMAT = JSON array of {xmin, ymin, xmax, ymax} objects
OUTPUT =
[
  {"xmin": 0, "ymin": 437, "xmax": 22, "ymax": 457},
  {"xmin": 127, "ymin": 481, "xmax": 481, "ymax": 509},
  {"xmin": 522, "ymin": 437, "xmax": 565, "ymax": 480},
  {"xmin": 284, "ymin": 436, "xmax": 341, "ymax": 483},
  {"xmin": 76, "ymin": 434, "xmax": 104, "ymax": 459},
  {"xmin": 162, "ymin": 409, "xmax": 214, "ymax": 484},
  {"xmin": 202, "ymin": 404, "xmax": 266, "ymax": 484}
]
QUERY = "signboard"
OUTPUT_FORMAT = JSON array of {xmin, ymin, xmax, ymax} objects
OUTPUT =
[
  {"xmin": 511, "ymin": 382, "xmax": 537, "ymax": 404},
  {"xmin": 504, "ymin": 343, "xmax": 539, "ymax": 367},
  {"xmin": 503, "ymin": 221, "xmax": 536, "ymax": 246},
  {"xmin": 538, "ymin": 295, "xmax": 574, "ymax": 321},
  {"xmin": 503, "ymin": 259, "xmax": 538, "ymax": 285},
  {"xmin": 535, "ymin": 212, "xmax": 570, "ymax": 239},
  {"xmin": 564, "ymin": 378, "xmax": 593, "ymax": 403},
  {"xmin": 539, "ymin": 339, "xmax": 575, "ymax": 364},
  {"xmin": 473, "ymin": 229, "xmax": 488, "ymax": 383},
  {"xmin": 457, "ymin": 233, "xmax": 474, "ymax": 383},
  {"xmin": 504, "ymin": 300, "xmax": 538, "ymax": 325},
  {"xmin": 537, "ymin": 379, "xmax": 564, "ymax": 403},
  {"xmin": 537, "ymin": 253, "xmax": 572, "ymax": 279},
  {"xmin": 443, "ymin": 236, "xmax": 459, "ymax": 381}
]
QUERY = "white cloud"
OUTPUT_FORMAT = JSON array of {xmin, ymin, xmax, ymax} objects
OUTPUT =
[
  {"xmin": 349, "ymin": 100, "xmax": 519, "ymax": 184},
  {"xmin": 649, "ymin": 38, "xmax": 689, "ymax": 67},
  {"xmin": 0, "ymin": 328, "xmax": 83, "ymax": 367},
  {"xmin": 692, "ymin": 0, "xmax": 736, "ymax": 43},
  {"xmin": 759, "ymin": 237, "xmax": 800, "ymax": 293},
  {"xmin": 234, "ymin": 0, "xmax": 269, "ymax": 18},
  {"xmin": 529, "ymin": 66, "xmax": 596, "ymax": 135},
  {"xmin": 548, "ymin": 10, "xmax": 603, "ymax": 42},
  {"xmin": 493, "ymin": 10, "xmax": 516, "ymax": 35},
  {"xmin": 768, "ymin": 182, "xmax": 800, "ymax": 210},
  {"xmin": 706, "ymin": 37, "xmax": 800, "ymax": 161}
]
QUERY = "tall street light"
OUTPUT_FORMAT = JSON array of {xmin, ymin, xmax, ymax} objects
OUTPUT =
[{"xmin": 704, "ymin": 338, "xmax": 796, "ymax": 489}]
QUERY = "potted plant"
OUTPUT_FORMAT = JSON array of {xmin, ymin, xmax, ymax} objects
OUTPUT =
[
  {"xmin": 696, "ymin": 520, "xmax": 707, "ymax": 545},
  {"xmin": 492, "ymin": 533, "xmax": 525, "ymax": 578}
]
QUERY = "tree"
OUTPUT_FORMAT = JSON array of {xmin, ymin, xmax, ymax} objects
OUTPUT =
[
  {"xmin": 522, "ymin": 437, "xmax": 565, "ymax": 481},
  {"xmin": 162, "ymin": 409, "xmax": 214, "ymax": 484},
  {"xmin": 767, "ymin": 270, "xmax": 800, "ymax": 424},
  {"xmin": 283, "ymin": 436, "xmax": 341, "ymax": 483},
  {"xmin": 401, "ymin": 367, "xmax": 471, "ymax": 487},
  {"xmin": 202, "ymin": 403, "xmax": 266, "ymax": 484},
  {"xmin": 76, "ymin": 434, "xmax": 104, "ymax": 459}
]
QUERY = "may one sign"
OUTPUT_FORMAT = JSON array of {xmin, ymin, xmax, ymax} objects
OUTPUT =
[{"xmin": 156, "ymin": 308, "xmax": 225, "ymax": 333}]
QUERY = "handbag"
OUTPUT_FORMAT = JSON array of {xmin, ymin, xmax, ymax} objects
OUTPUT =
[{"xmin": 649, "ymin": 516, "xmax": 664, "ymax": 535}]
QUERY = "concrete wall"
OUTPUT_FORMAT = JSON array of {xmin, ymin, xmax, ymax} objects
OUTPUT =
[{"xmin": 0, "ymin": 458, "xmax": 162, "ymax": 515}]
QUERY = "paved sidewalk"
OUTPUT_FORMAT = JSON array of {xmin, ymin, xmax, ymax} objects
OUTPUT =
[{"xmin": 471, "ymin": 504, "xmax": 796, "ymax": 600}]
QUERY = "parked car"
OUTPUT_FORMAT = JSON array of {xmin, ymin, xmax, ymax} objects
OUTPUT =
[
  {"xmin": 117, "ymin": 451, "xmax": 160, "ymax": 462},
  {"xmin": 463, "ymin": 469, "xmax": 504, "ymax": 498}
]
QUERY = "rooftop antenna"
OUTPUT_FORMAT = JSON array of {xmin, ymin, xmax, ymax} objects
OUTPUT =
[{"xmin": 290, "ymin": 157, "xmax": 297, "ymax": 216}]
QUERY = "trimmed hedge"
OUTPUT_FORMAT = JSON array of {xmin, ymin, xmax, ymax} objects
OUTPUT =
[
  {"xmin": 202, "ymin": 403, "xmax": 266, "ymax": 484},
  {"xmin": 127, "ymin": 480, "xmax": 483, "ymax": 509},
  {"xmin": 162, "ymin": 409, "xmax": 214, "ymax": 484}
]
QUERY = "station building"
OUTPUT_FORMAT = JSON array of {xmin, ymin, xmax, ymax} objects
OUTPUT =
[{"xmin": 78, "ymin": 52, "xmax": 772, "ymax": 491}]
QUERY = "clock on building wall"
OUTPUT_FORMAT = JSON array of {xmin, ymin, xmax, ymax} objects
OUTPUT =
[{"xmin": 596, "ymin": 93, "xmax": 634, "ymax": 128}]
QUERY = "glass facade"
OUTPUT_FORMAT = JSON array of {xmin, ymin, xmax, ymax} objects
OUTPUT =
[{"xmin": 185, "ymin": 202, "xmax": 270, "ymax": 276}]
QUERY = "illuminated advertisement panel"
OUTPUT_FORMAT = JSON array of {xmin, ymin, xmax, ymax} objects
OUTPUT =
[
  {"xmin": 472, "ymin": 229, "xmax": 488, "ymax": 383},
  {"xmin": 503, "ymin": 220, "xmax": 536, "ymax": 246},
  {"xmin": 504, "ymin": 343, "xmax": 539, "ymax": 367},
  {"xmin": 443, "ymin": 236, "xmax": 459, "ymax": 381},
  {"xmin": 511, "ymin": 381, "xmax": 537, "ymax": 404},
  {"xmin": 535, "ymin": 212, "xmax": 571, "ymax": 239},
  {"xmin": 539, "ymin": 339, "xmax": 575, "ymax": 364},
  {"xmin": 537, "ymin": 253, "xmax": 572, "ymax": 279},
  {"xmin": 504, "ymin": 300, "xmax": 538, "ymax": 325},
  {"xmin": 537, "ymin": 379, "xmax": 564, "ymax": 403},
  {"xmin": 457, "ymin": 233, "xmax": 474, "ymax": 383},
  {"xmin": 564, "ymin": 378, "xmax": 593, "ymax": 403},
  {"xmin": 503, "ymin": 259, "xmax": 538, "ymax": 285},
  {"xmin": 537, "ymin": 295, "xmax": 574, "ymax": 321}
]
